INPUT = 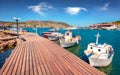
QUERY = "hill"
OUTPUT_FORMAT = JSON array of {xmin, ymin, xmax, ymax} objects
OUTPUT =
[
  {"xmin": 0, "ymin": 20, "xmax": 70, "ymax": 28},
  {"xmin": 111, "ymin": 21, "xmax": 120, "ymax": 26}
]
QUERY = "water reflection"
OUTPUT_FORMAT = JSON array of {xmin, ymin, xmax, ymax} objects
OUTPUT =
[
  {"xmin": 96, "ymin": 64, "xmax": 112, "ymax": 75},
  {"xmin": 65, "ymin": 44, "xmax": 80, "ymax": 56}
]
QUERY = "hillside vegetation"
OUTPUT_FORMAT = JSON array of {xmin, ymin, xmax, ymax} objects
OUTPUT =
[
  {"xmin": 0, "ymin": 20, "xmax": 70, "ymax": 28},
  {"xmin": 111, "ymin": 21, "xmax": 120, "ymax": 26}
]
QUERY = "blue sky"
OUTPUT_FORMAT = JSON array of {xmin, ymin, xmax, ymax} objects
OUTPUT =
[{"xmin": 0, "ymin": 0, "xmax": 120, "ymax": 26}]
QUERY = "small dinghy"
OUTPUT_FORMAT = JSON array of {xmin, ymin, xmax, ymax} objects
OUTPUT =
[
  {"xmin": 84, "ymin": 33, "xmax": 114, "ymax": 67},
  {"xmin": 59, "ymin": 30, "xmax": 81, "ymax": 48}
]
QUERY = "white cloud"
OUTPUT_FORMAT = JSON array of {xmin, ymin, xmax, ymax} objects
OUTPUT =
[
  {"xmin": 28, "ymin": 2, "xmax": 53, "ymax": 15},
  {"xmin": 100, "ymin": 2, "xmax": 110, "ymax": 11},
  {"xmin": 65, "ymin": 7, "xmax": 87, "ymax": 15}
]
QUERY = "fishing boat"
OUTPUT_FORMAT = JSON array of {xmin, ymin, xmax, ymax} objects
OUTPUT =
[
  {"xmin": 42, "ymin": 29, "xmax": 62, "ymax": 38},
  {"xmin": 65, "ymin": 26, "xmax": 79, "ymax": 30},
  {"xmin": 42, "ymin": 29, "xmax": 54, "ymax": 35},
  {"xmin": 47, "ymin": 32, "xmax": 63, "ymax": 41},
  {"xmin": 59, "ymin": 30, "xmax": 81, "ymax": 48},
  {"xmin": 90, "ymin": 24, "xmax": 117, "ymax": 30},
  {"xmin": 84, "ymin": 33, "xmax": 114, "ymax": 67},
  {"xmin": 102, "ymin": 25, "xmax": 117, "ymax": 30}
]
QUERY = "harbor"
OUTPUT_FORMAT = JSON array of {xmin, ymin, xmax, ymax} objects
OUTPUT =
[
  {"xmin": 0, "ymin": 31, "xmax": 105, "ymax": 75},
  {"xmin": 0, "ymin": 0, "xmax": 120, "ymax": 74},
  {"xmin": 0, "ymin": 28, "xmax": 120, "ymax": 74},
  {"xmin": 25, "ymin": 28, "xmax": 120, "ymax": 75}
]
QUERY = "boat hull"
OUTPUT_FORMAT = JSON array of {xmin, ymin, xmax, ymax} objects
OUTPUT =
[
  {"xmin": 42, "ymin": 32, "xmax": 51, "ymax": 38},
  {"xmin": 89, "ymin": 56, "xmax": 113, "ymax": 67},
  {"xmin": 48, "ymin": 35, "xmax": 58, "ymax": 41},
  {"xmin": 60, "ymin": 41, "xmax": 77, "ymax": 48}
]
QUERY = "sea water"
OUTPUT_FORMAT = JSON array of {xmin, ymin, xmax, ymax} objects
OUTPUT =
[{"xmin": 19, "ymin": 28, "xmax": 120, "ymax": 74}]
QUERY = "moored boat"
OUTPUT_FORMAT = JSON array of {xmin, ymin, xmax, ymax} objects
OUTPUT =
[
  {"xmin": 47, "ymin": 33, "xmax": 58, "ymax": 41},
  {"xmin": 42, "ymin": 29, "xmax": 54, "ymax": 38},
  {"xmin": 42, "ymin": 29, "xmax": 62, "ymax": 39},
  {"xmin": 65, "ymin": 26, "xmax": 79, "ymax": 30},
  {"xmin": 59, "ymin": 30, "xmax": 81, "ymax": 48},
  {"xmin": 84, "ymin": 33, "xmax": 114, "ymax": 67}
]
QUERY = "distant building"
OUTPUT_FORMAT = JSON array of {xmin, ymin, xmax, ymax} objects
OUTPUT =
[{"xmin": 89, "ymin": 24, "xmax": 117, "ymax": 30}]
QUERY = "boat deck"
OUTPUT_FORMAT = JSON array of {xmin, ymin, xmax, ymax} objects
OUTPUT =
[{"xmin": 0, "ymin": 33, "xmax": 105, "ymax": 75}]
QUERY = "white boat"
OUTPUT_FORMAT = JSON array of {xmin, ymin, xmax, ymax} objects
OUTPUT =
[
  {"xmin": 59, "ymin": 30, "xmax": 81, "ymax": 48},
  {"xmin": 47, "ymin": 32, "xmax": 63, "ymax": 41},
  {"xmin": 48, "ymin": 34, "xmax": 58, "ymax": 41},
  {"xmin": 65, "ymin": 26, "xmax": 79, "ymax": 30},
  {"xmin": 59, "ymin": 38, "xmax": 78, "ymax": 47},
  {"xmin": 116, "ymin": 27, "xmax": 120, "ymax": 31},
  {"xmin": 84, "ymin": 33, "xmax": 114, "ymax": 67},
  {"xmin": 102, "ymin": 25, "xmax": 117, "ymax": 30},
  {"xmin": 42, "ymin": 28, "xmax": 62, "ymax": 39}
]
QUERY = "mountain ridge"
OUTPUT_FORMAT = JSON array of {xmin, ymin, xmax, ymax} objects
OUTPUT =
[{"xmin": 0, "ymin": 20, "xmax": 70, "ymax": 28}]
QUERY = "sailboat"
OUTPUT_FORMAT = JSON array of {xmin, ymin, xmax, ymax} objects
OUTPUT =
[{"xmin": 84, "ymin": 33, "xmax": 114, "ymax": 67}]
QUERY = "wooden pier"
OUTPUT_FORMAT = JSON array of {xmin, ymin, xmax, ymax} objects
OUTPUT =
[{"xmin": 0, "ymin": 33, "xmax": 105, "ymax": 75}]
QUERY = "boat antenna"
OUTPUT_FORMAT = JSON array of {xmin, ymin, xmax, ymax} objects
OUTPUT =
[{"xmin": 95, "ymin": 33, "xmax": 100, "ymax": 45}]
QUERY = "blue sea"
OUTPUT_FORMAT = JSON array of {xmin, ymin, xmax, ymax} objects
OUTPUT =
[{"xmin": 1, "ymin": 28, "xmax": 120, "ymax": 75}]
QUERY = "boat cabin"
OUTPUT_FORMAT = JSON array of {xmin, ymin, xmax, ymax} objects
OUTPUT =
[
  {"xmin": 64, "ymin": 30, "xmax": 72, "ymax": 41},
  {"xmin": 87, "ymin": 43, "xmax": 113, "ymax": 56}
]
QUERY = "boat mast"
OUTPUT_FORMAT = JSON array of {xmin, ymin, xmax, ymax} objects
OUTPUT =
[{"xmin": 95, "ymin": 33, "xmax": 100, "ymax": 45}]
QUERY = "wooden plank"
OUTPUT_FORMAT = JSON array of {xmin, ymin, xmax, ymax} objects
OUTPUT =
[
  {"xmin": 40, "ymin": 42, "xmax": 68, "ymax": 75},
  {"xmin": 1, "ymin": 43, "xmax": 23, "ymax": 75},
  {"xmin": 11, "ymin": 43, "xmax": 24, "ymax": 75},
  {"xmin": 16, "ymin": 43, "xmax": 25, "ymax": 75},
  {"xmin": 30, "ymin": 42, "xmax": 41, "ymax": 75},
  {"xmin": 29, "ymin": 42, "xmax": 34, "ymax": 75},
  {"xmin": 30, "ymin": 42, "xmax": 39, "ymax": 75},
  {"xmin": 21, "ymin": 42, "xmax": 27, "ymax": 75},
  {"xmin": 36, "ymin": 42, "xmax": 56, "ymax": 75},
  {"xmin": 0, "ymin": 45, "xmax": 19, "ymax": 74},
  {"xmin": 25, "ymin": 42, "xmax": 30, "ymax": 75}
]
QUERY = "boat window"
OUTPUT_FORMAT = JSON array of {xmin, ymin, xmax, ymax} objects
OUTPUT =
[
  {"xmin": 66, "ymin": 33, "xmax": 69, "ymax": 35},
  {"xmin": 98, "ymin": 49, "xmax": 101, "ymax": 52},
  {"xmin": 90, "ymin": 47, "xmax": 93, "ymax": 49}
]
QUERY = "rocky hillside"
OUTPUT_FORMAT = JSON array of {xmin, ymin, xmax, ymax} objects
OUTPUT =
[
  {"xmin": 100, "ymin": 21, "xmax": 120, "ymax": 26},
  {"xmin": 0, "ymin": 20, "xmax": 70, "ymax": 28},
  {"xmin": 111, "ymin": 21, "xmax": 120, "ymax": 26}
]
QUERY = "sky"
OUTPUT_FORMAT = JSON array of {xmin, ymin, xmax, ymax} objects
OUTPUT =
[{"xmin": 0, "ymin": 0, "xmax": 120, "ymax": 26}]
